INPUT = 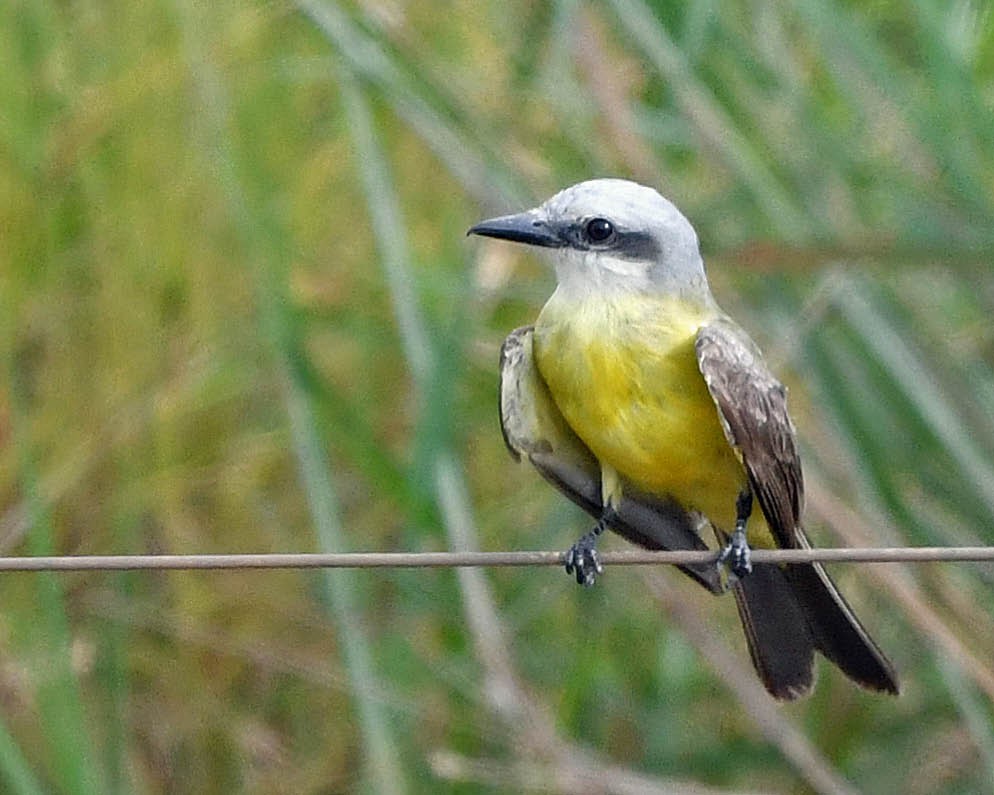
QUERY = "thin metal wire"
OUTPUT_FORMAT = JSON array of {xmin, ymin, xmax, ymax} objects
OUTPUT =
[{"xmin": 0, "ymin": 547, "xmax": 991, "ymax": 571}]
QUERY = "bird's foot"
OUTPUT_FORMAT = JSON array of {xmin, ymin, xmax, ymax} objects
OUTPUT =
[
  {"xmin": 718, "ymin": 527, "xmax": 752, "ymax": 579},
  {"xmin": 718, "ymin": 488, "xmax": 754, "ymax": 579},
  {"xmin": 565, "ymin": 518, "xmax": 607, "ymax": 587}
]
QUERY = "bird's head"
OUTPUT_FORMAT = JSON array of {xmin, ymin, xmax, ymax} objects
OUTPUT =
[{"xmin": 468, "ymin": 179, "xmax": 711, "ymax": 302}]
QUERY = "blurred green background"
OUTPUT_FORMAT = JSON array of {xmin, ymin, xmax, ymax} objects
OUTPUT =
[{"xmin": 2, "ymin": 1, "xmax": 994, "ymax": 793}]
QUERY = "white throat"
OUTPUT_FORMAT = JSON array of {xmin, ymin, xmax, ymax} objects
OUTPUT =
[{"xmin": 551, "ymin": 248, "xmax": 714, "ymax": 309}]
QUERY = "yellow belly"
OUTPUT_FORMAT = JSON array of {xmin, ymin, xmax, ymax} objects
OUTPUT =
[{"xmin": 534, "ymin": 290, "xmax": 753, "ymax": 538}]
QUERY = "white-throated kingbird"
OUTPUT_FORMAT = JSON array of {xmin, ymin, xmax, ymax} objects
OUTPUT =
[{"xmin": 469, "ymin": 179, "xmax": 898, "ymax": 699}]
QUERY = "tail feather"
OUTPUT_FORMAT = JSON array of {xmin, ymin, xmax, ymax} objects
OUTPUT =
[
  {"xmin": 732, "ymin": 564, "xmax": 816, "ymax": 700},
  {"xmin": 732, "ymin": 560, "xmax": 899, "ymax": 699},
  {"xmin": 783, "ymin": 561, "xmax": 900, "ymax": 695}
]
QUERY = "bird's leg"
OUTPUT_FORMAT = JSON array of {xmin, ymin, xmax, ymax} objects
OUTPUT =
[
  {"xmin": 718, "ymin": 488, "xmax": 754, "ymax": 578},
  {"xmin": 564, "ymin": 506, "xmax": 616, "ymax": 587}
]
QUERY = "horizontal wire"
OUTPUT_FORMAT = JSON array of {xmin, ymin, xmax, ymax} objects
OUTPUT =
[{"xmin": 0, "ymin": 547, "xmax": 990, "ymax": 572}]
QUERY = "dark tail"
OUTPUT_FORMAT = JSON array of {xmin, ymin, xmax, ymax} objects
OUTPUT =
[
  {"xmin": 733, "ymin": 561, "xmax": 899, "ymax": 700},
  {"xmin": 733, "ymin": 564, "xmax": 817, "ymax": 699},
  {"xmin": 783, "ymin": 561, "xmax": 900, "ymax": 695}
]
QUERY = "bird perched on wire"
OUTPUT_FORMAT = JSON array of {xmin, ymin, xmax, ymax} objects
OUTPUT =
[{"xmin": 469, "ymin": 179, "xmax": 899, "ymax": 700}]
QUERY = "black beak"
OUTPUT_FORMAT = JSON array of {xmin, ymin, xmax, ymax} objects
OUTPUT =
[{"xmin": 467, "ymin": 211, "xmax": 563, "ymax": 248}]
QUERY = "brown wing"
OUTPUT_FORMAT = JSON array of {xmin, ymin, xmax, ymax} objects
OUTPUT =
[
  {"xmin": 695, "ymin": 317, "xmax": 804, "ymax": 548},
  {"xmin": 696, "ymin": 320, "xmax": 899, "ymax": 696},
  {"xmin": 500, "ymin": 326, "xmax": 723, "ymax": 593}
]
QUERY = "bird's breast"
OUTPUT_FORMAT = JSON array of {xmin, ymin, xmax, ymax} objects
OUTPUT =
[{"xmin": 533, "ymin": 290, "xmax": 745, "ymax": 528}]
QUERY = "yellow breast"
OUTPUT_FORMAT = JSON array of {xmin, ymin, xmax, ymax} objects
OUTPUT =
[{"xmin": 533, "ymin": 290, "xmax": 747, "ymax": 533}]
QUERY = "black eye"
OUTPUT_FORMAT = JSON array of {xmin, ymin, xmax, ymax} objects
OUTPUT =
[{"xmin": 585, "ymin": 217, "xmax": 614, "ymax": 243}]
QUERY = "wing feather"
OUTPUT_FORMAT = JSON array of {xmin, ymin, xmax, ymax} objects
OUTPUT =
[{"xmin": 695, "ymin": 318, "xmax": 803, "ymax": 548}]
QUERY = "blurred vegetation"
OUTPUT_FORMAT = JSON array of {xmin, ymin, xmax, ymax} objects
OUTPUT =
[{"xmin": 2, "ymin": 0, "xmax": 994, "ymax": 793}]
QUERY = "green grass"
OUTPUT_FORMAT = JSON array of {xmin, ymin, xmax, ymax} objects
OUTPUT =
[{"xmin": 2, "ymin": 0, "xmax": 994, "ymax": 792}]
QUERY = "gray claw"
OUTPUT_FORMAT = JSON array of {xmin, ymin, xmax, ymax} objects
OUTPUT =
[
  {"xmin": 565, "ymin": 534, "xmax": 603, "ymax": 587},
  {"xmin": 718, "ymin": 529, "xmax": 752, "ymax": 578}
]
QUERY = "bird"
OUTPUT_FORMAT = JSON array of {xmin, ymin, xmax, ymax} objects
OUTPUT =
[{"xmin": 468, "ymin": 178, "xmax": 899, "ymax": 700}]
